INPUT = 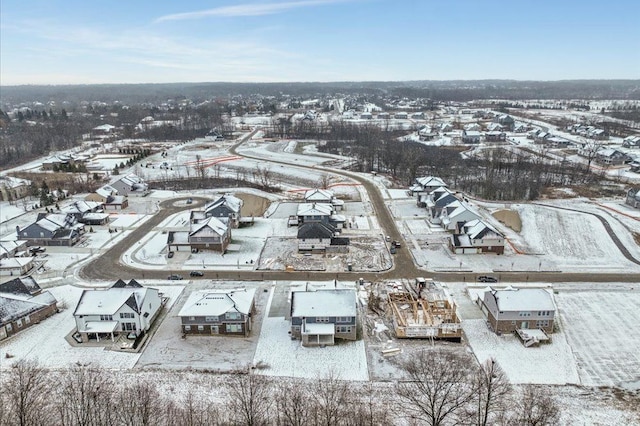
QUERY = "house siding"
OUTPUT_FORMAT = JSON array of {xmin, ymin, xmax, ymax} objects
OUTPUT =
[{"xmin": 1, "ymin": 303, "xmax": 58, "ymax": 341}]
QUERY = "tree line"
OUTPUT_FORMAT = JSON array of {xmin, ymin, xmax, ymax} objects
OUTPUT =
[{"xmin": 0, "ymin": 350, "xmax": 566, "ymax": 426}]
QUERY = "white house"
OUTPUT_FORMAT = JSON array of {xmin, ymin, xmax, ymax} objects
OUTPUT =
[
  {"xmin": 438, "ymin": 200, "xmax": 482, "ymax": 231},
  {"xmin": 73, "ymin": 280, "xmax": 162, "ymax": 343}
]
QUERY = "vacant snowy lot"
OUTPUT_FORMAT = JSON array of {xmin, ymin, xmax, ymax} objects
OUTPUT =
[{"xmin": 555, "ymin": 290, "xmax": 640, "ymax": 387}]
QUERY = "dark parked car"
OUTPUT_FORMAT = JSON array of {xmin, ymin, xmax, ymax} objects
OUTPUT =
[
  {"xmin": 168, "ymin": 274, "xmax": 183, "ymax": 280},
  {"xmin": 167, "ymin": 251, "xmax": 174, "ymax": 258},
  {"xmin": 477, "ymin": 275, "xmax": 498, "ymax": 283},
  {"xmin": 390, "ymin": 246, "xmax": 397, "ymax": 254},
  {"xmin": 189, "ymin": 271, "xmax": 204, "ymax": 277},
  {"xmin": 186, "ymin": 198, "xmax": 193, "ymax": 204}
]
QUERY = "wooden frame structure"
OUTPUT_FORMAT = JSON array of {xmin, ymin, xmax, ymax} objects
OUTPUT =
[{"xmin": 388, "ymin": 291, "xmax": 462, "ymax": 340}]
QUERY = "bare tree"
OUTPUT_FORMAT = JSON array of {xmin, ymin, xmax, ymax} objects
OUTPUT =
[
  {"xmin": 395, "ymin": 349, "xmax": 476, "ymax": 426},
  {"xmin": 2, "ymin": 360, "xmax": 53, "ymax": 426},
  {"xmin": 173, "ymin": 390, "xmax": 225, "ymax": 426},
  {"xmin": 254, "ymin": 164, "xmax": 273, "ymax": 189},
  {"xmin": 274, "ymin": 380, "xmax": 312, "ymax": 426},
  {"xmin": 226, "ymin": 372, "xmax": 273, "ymax": 426},
  {"xmin": 194, "ymin": 154, "xmax": 209, "ymax": 180},
  {"xmin": 318, "ymin": 173, "xmax": 332, "ymax": 189},
  {"xmin": 310, "ymin": 371, "xmax": 350, "ymax": 426},
  {"xmin": 115, "ymin": 380, "xmax": 163, "ymax": 426},
  {"xmin": 347, "ymin": 382, "xmax": 392, "ymax": 426},
  {"xmin": 55, "ymin": 365, "xmax": 116, "ymax": 426},
  {"xmin": 513, "ymin": 385, "xmax": 560, "ymax": 426},
  {"xmin": 470, "ymin": 358, "xmax": 511, "ymax": 426}
]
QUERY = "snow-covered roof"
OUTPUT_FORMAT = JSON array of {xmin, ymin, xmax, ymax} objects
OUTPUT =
[
  {"xmin": 93, "ymin": 124, "xmax": 116, "ymax": 132},
  {"xmin": 0, "ymin": 290, "xmax": 56, "ymax": 324},
  {"xmin": 291, "ymin": 289, "xmax": 356, "ymax": 318},
  {"xmin": 304, "ymin": 188, "xmax": 334, "ymax": 202},
  {"xmin": 204, "ymin": 194, "xmax": 243, "ymax": 214},
  {"xmin": 73, "ymin": 287, "xmax": 154, "ymax": 316},
  {"xmin": 488, "ymin": 288, "xmax": 555, "ymax": 312},
  {"xmin": 96, "ymin": 185, "xmax": 118, "ymax": 198},
  {"xmin": 79, "ymin": 320, "xmax": 119, "ymax": 333},
  {"xmin": 178, "ymin": 288, "xmax": 256, "ymax": 317},
  {"xmin": 60, "ymin": 200, "xmax": 101, "ymax": 215},
  {"xmin": 190, "ymin": 216, "xmax": 229, "ymax": 236},
  {"xmin": 297, "ymin": 203, "xmax": 333, "ymax": 216},
  {"xmin": 415, "ymin": 176, "xmax": 446, "ymax": 188},
  {"xmin": 462, "ymin": 219, "xmax": 503, "ymax": 239}
]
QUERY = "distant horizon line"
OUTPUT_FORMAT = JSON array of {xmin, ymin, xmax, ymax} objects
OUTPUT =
[{"xmin": 2, "ymin": 78, "xmax": 640, "ymax": 88}]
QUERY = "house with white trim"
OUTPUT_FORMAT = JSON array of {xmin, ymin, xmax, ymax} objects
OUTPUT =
[
  {"xmin": 178, "ymin": 288, "xmax": 256, "ymax": 337},
  {"xmin": 73, "ymin": 279, "xmax": 162, "ymax": 343},
  {"xmin": 480, "ymin": 288, "xmax": 555, "ymax": 335}
]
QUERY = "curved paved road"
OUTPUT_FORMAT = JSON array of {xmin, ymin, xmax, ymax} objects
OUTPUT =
[{"xmin": 81, "ymin": 130, "xmax": 640, "ymax": 283}]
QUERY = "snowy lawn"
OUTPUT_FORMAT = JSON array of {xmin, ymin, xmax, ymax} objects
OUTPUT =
[
  {"xmin": 462, "ymin": 319, "xmax": 580, "ymax": 385},
  {"xmin": 254, "ymin": 316, "xmax": 369, "ymax": 381},
  {"xmin": 555, "ymin": 290, "xmax": 640, "ymax": 387}
]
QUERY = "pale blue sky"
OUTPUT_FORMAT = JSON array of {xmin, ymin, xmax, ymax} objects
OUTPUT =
[{"xmin": 1, "ymin": 0, "xmax": 639, "ymax": 85}]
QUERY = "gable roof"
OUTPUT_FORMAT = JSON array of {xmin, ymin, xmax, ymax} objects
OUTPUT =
[
  {"xmin": 190, "ymin": 216, "xmax": 229, "ymax": 236},
  {"xmin": 297, "ymin": 203, "xmax": 333, "ymax": 217},
  {"xmin": 178, "ymin": 288, "xmax": 256, "ymax": 317},
  {"xmin": 0, "ymin": 276, "xmax": 41, "ymax": 296},
  {"xmin": 415, "ymin": 176, "xmax": 446, "ymax": 188},
  {"xmin": 297, "ymin": 222, "xmax": 336, "ymax": 239},
  {"xmin": 461, "ymin": 219, "xmax": 503, "ymax": 239},
  {"xmin": 204, "ymin": 194, "xmax": 243, "ymax": 215},
  {"xmin": 73, "ymin": 286, "xmax": 156, "ymax": 316},
  {"xmin": 0, "ymin": 290, "xmax": 56, "ymax": 324},
  {"xmin": 304, "ymin": 188, "xmax": 334, "ymax": 202}
]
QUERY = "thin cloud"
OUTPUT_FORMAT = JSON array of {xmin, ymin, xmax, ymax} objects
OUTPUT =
[{"xmin": 155, "ymin": 0, "xmax": 349, "ymax": 23}]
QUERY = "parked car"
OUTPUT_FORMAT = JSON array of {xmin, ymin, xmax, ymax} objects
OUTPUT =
[
  {"xmin": 189, "ymin": 271, "xmax": 204, "ymax": 277},
  {"xmin": 168, "ymin": 274, "xmax": 183, "ymax": 280},
  {"xmin": 29, "ymin": 246, "xmax": 46, "ymax": 255},
  {"xmin": 390, "ymin": 246, "xmax": 397, "ymax": 254},
  {"xmin": 186, "ymin": 198, "xmax": 193, "ymax": 204},
  {"xmin": 477, "ymin": 275, "xmax": 498, "ymax": 283},
  {"xmin": 392, "ymin": 240, "xmax": 401, "ymax": 248},
  {"xmin": 167, "ymin": 251, "xmax": 174, "ymax": 258}
]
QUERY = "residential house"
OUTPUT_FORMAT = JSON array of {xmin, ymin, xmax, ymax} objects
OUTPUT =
[
  {"xmin": 513, "ymin": 123, "xmax": 529, "ymax": 133},
  {"xmin": 360, "ymin": 112, "xmax": 372, "ymax": 120},
  {"xmin": 41, "ymin": 154, "xmax": 74, "ymax": 171},
  {"xmin": 297, "ymin": 222, "xmax": 341, "ymax": 252},
  {"xmin": 178, "ymin": 288, "xmax": 256, "ymax": 336},
  {"xmin": 0, "ymin": 176, "xmax": 30, "ymax": 202},
  {"xmin": 450, "ymin": 219, "xmax": 505, "ymax": 254},
  {"xmin": 92, "ymin": 124, "xmax": 116, "ymax": 137},
  {"xmin": 0, "ymin": 277, "xmax": 58, "ymax": 341},
  {"xmin": 485, "ymin": 131, "xmax": 506, "ymax": 142},
  {"xmin": 409, "ymin": 176, "xmax": 447, "ymax": 197},
  {"xmin": 0, "ymin": 257, "xmax": 35, "ymax": 276},
  {"xmin": 462, "ymin": 130, "xmax": 482, "ymax": 144},
  {"xmin": 486, "ymin": 122, "xmax": 503, "ymax": 132},
  {"xmin": 73, "ymin": 279, "xmax": 162, "ymax": 342},
  {"xmin": 60, "ymin": 200, "xmax": 109, "ymax": 225},
  {"xmin": 394, "ymin": 112, "xmax": 408, "ymax": 119},
  {"xmin": 16, "ymin": 213, "xmax": 84, "ymax": 247},
  {"xmin": 496, "ymin": 114, "xmax": 515, "ymax": 131},
  {"xmin": 422, "ymin": 186, "xmax": 458, "ymax": 221},
  {"xmin": 438, "ymin": 200, "xmax": 482, "ymax": 231},
  {"xmin": 480, "ymin": 288, "xmax": 555, "ymax": 334},
  {"xmin": 86, "ymin": 185, "xmax": 128, "ymax": 210},
  {"xmin": 622, "ymin": 136, "xmax": 640, "ymax": 149},
  {"xmin": 595, "ymin": 148, "xmax": 631, "ymax": 166},
  {"xmin": 418, "ymin": 126, "xmax": 439, "ymax": 141},
  {"xmin": 546, "ymin": 137, "xmax": 571, "ymax": 148},
  {"xmin": 411, "ymin": 112, "xmax": 425, "ymax": 120},
  {"xmin": 626, "ymin": 188, "xmax": 640, "ymax": 209},
  {"xmin": 297, "ymin": 203, "xmax": 333, "ymax": 225},
  {"xmin": 0, "ymin": 240, "xmax": 28, "ymax": 259},
  {"xmin": 110, "ymin": 173, "xmax": 148, "ymax": 196},
  {"xmin": 191, "ymin": 194, "xmax": 243, "ymax": 228},
  {"xmin": 290, "ymin": 288, "xmax": 357, "ymax": 346},
  {"xmin": 304, "ymin": 188, "xmax": 344, "ymax": 211},
  {"xmin": 463, "ymin": 123, "xmax": 481, "ymax": 132},
  {"xmin": 186, "ymin": 217, "xmax": 231, "ymax": 253}
]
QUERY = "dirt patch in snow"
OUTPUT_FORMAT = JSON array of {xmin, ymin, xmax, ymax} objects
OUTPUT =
[
  {"xmin": 237, "ymin": 193, "xmax": 271, "ymax": 217},
  {"xmin": 492, "ymin": 209, "xmax": 522, "ymax": 232}
]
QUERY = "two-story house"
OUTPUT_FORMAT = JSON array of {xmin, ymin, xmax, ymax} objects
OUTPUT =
[
  {"xmin": 187, "ymin": 217, "xmax": 231, "ymax": 253},
  {"xmin": 480, "ymin": 288, "xmax": 555, "ymax": 335},
  {"xmin": 86, "ymin": 185, "xmax": 128, "ymax": 210},
  {"xmin": 0, "ymin": 277, "xmax": 58, "ymax": 341},
  {"xmin": 626, "ymin": 188, "xmax": 640, "ymax": 209},
  {"xmin": 73, "ymin": 279, "xmax": 162, "ymax": 343},
  {"xmin": 178, "ymin": 288, "xmax": 256, "ymax": 336},
  {"xmin": 110, "ymin": 173, "xmax": 148, "ymax": 196},
  {"xmin": 304, "ymin": 188, "xmax": 344, "ymax": 211},
  {"xmin": 409, "ymin": 176, "xmax": 447, "ymax": 198},
  {"xmin": 451, "ymin": 219, "xmax": 505, "ymax": 254},
  {"xmin": 290, "ymin": 288, "xmax": 357, "ymax": 347},
  {"xmin": 296, "ymin": 203, "xmax": 333, "ymax": 225},
  {"xmin": 191, "ymin": 194, "xmax": 243, "ymax": 228}
]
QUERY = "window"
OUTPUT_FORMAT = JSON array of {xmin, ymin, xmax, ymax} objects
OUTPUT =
[
  {"xmin": 518, "ymin": 312, "xmax": 531, "ymax": 317},
  {"xmin": 336, "ymin": 317, "xmax": 351, "ymax": 323},
  {"xmin": 226, "ymin": 324, "xmax": 242, "ymax": 333},
  {"xmin": 16, "ymin": 319, "xmax": 23, "ymax": 328},
  {"xmin": 316, "ymin": 317, "xmax": 330, "ymax": 323},
  {"xmin": 205, "ymin": 316, "xmax": 217, "ymax": 322},
  {"xmin": 25, "ymin": 316, "xmax": 31, "ymax": 324},
  {"xmin": 226, "ymin": 312, "xmax": 241, "ymax": 320},
  {"xmin": 6, "ymin": 324, "xmax": 13, "ymax": 332},
  {"xmin": 184, "ymin": 325, "xmax": 191, "ymax": 331},
  {"xmin": 100, "ymin": 315, "xmax": 113, "ymax": 321},
  {"xmin": 197, "ymin": 325, "xmax": 204, "ymax": 331},
  {"xmin": 536, "ymin": 320, "xmax": 549, "ymax": 328},
  {"xmin": 189, "ymin": 316, "xmax": 195, "ymax": 321},
  {"xmin": 120, "ymin": 312, "xmax": 134, "ymax": 319},
  {"xmin": 337, "ymin": 326, "xmax": 352, "ymax": 333}
]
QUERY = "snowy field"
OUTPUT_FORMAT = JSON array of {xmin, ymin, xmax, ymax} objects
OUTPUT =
[{"xmin": 555, "ymin": 290, "xmax": 640, "ymax": 387}]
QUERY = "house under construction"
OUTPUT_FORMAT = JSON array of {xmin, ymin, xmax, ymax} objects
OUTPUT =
[{"xmin": 388, "ymin": 280, "xmax": 462, "ymax": 341}]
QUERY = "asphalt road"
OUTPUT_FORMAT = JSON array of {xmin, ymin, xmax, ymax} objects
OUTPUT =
[{"xmin": 80, "ymin": 130, "xmax": 640, "ymax": 284}]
